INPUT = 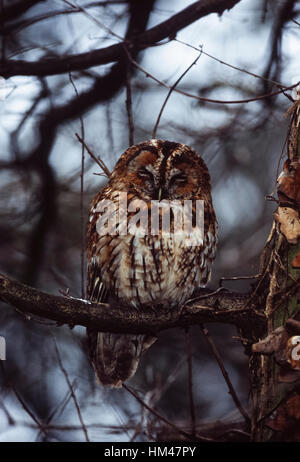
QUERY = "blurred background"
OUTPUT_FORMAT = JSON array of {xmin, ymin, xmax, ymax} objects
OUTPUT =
[{"xmin": 0, "ymin": 0, "xmax": 299, "ymax": 442}]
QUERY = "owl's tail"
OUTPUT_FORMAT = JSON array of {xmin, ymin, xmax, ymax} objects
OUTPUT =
[{"xmin": 87, "ymin": 330, "xmax": 156, "ymax": 387}]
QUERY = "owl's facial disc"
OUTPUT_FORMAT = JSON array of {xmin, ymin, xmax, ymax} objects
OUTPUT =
[{"xmin": 111, "ymin": 140, "xmax": 211, "ymax": 201}]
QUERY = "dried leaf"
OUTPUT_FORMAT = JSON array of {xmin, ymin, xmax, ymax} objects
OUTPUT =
[
  {"xmin": 277, "ymin": 158, "xmax": 300, "ymax": 209},
  {"xmin": 252, "ymin": 325, "xmax": 300, "ymax": 373},
  {"xmin": 252, "ymin": 326, "xmax": 288, "ymax": 354},
  {"xmin": 266, "ymin": 393, "xmax": 300, "ymax": 432},
  {"xmin": 278, "ymin": 368, "xmax": 300, "ymax": 383},
  {"xmin": 292, "ymin": 250, "xmax": 300, "ymax": 268},
  {"xmin": 274, "ymin": 207, "xmax": 300, "ymax": 244},
  {"xmin": 285, "ymin": 394, "xmax": 300, "ymax": 420}
]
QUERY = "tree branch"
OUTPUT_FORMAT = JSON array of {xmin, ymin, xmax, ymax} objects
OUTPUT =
[
  {"xmin": 1, "ymin": 0, "xmax": 45, "ymax": 23},
  {"xmin": 2, "ymin": 0, "xmax": 241, "ymax": 77},
  {"xmin": 0, "ymin": 274, "xmax": 265, "ymax": 335}
]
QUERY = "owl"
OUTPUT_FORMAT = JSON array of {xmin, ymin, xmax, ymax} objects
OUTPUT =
[{"xmin": 86, "ymin": 139, "xmax": 217, "ymax": 387}]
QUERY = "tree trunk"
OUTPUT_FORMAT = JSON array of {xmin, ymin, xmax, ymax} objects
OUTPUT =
[{"xmin": 249, "ymin": 92, "xmax": 300, "ymax": 441}]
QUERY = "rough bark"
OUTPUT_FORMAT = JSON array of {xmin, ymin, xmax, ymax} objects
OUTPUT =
[
  {"xmin": 0, "ymin": 274, "xmax": 264, "ymax": 335},
  {"xmin": 249, "ymin": 95, "xmax": 300, "ymax": 441}
]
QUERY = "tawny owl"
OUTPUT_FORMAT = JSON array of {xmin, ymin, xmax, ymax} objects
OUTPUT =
[{"xmin": 86, "ymin": 139, "xmax": 217, "ymax": 387}]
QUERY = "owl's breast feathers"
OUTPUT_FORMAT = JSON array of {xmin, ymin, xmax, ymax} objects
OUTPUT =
[{"xmin": 86, "ymin": 188, "xmax": 217, "ymax": 309}]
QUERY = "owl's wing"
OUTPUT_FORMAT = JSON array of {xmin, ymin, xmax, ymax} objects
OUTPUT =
[
  {"xmin": 85, "ymin": 188, "xmax": 156, "ymax": 387},
  {"xmin": 86, "ymin": 189, "xmax": 109, "ymax": 304},
  {"xmin": 86, "ymin": 259, "xmax": 108, "ymax": 304},
  {"xmin": 86, "ymin": 254, "xmax": 155, "ymax": 388}
]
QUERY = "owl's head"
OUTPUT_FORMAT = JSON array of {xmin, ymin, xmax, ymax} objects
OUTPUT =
[{"xmin": 109, "ymin": 139, "xmax": 212, "ymax": 200}]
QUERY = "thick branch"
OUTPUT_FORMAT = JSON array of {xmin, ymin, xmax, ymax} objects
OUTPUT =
[
  {"xmin": 0, "ymin": 274, "xmax": 265, "ymax": 334},
  {"xmin": 1, "ymin": 0, "xmax": 45, "ymax": 23},
  {"xmin": 2, "ymin": 0, "xmax": 241, "ymax": 77}
]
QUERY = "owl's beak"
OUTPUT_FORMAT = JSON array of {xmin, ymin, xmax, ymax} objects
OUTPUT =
[{"xmin": 157, "ymin": 187, "xmax": 162, "ymax": 201}]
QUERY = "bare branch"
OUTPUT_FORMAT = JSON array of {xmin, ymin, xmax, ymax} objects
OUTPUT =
[
  {"xmin": 125, "ymin": 60, "xmax": 134, "ymax": 146},
  {"xmin": 125, "ymin": 48, "xmax": 299, "ymax": 105},
  {"xmin": 52, "ymin": 333, "xmax": 90, "ymax": 442},
  {"xmin": 200, "ymin": 325, "xmax": 250, "ymax": 425},
  {"xmin": 2, "ymin": 0, "xmax": 241, "ymax": 77},
  {"xmin": 152, "ymin": 50, "xmax": 202, "ymax": 138},
  {"xmin": 185, "ymin": 329, "xmax": 196, "ymax": 438},
  {"xmin": 1, "ymin": 0, "xmax": 44, "ymax": 23},
  {"xmin": 122, "ymin": 383, "xmax": 213, "ymax": 442},
  {"xmin": 75, "ymin": 133, "xmax": 111, "ymax": 177},
  {"xmin": 69, "ymin": 74, "xmax": 86, "ymax": 300},
  {"xmin": 0, "ymin": 274, "xmax": 266, "ymax": 334}
]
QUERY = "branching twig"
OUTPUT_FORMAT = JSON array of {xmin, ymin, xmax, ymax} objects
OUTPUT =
[
  {"xmin": 174, "ymin": 38, "xmax": 285, "ymax": 88},
  {"xmin": 0, "ymin": 363, "xmax": 46, "ymax": 438},
  {"xmin": 200, "ymin": 325, "xmax": 250, "ymax": 425},
  {"xmin": 2, "ymin": 0, "xmax": 241, "ymax": 78},
  {"xmin": 62, "ymin": 0, "xmax": 124, "ymax": 41},
  {"xmin": 125, "ymin": 48, "xmax": 299, "ymax": 106},
  {"xmin": 152, "ymin": 50, "xmax": 202, "ymax": 138},
  {"xmin": 69, "ymin": 74, "xmax": 85, "ymax": 299},
  {"xmin": 75, "ymin": 133, "xmax": 111, "ymax": 177},
  {"xmin": 125, "ymin": 60, "xmax": 134, "ymax": 146},
  {"xmin": 185, "ymin": 329, "xmax": 196, "ymax": 438},
  {"xmin": 122, "ymin": 383, "xmax": 212, "ymax": 442},
  {"xmin": 52, "ymin": 333, "xmax": 90, "ymax": 442}
]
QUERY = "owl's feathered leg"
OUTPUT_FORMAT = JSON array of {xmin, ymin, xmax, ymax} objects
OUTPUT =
[{"xmin": 87, "ymin": 330, "xmax": 156, "ymax": 387}]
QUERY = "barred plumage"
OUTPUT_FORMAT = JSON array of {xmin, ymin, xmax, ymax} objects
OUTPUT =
[{"xmin": 86, "ymin": 139, "xmax": 217, "ymax": 387}]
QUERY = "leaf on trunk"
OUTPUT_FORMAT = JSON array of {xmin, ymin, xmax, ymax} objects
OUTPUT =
[
  {"xmin": 266, "ymin": 393, "xmax": 300, "ymax": 432},
  {"xmin": 277, "ymin": 159, "xmax": 300, "ymax": 208},
  {"xmin": 274, "ymin": 207, "xmax": 300, "ymax": 244},
  {"xmin": 252, "ymin": 326, "xmax": 288, "ymax": 355},
  {"xmin": 292, "ymin": 250, "xmax": 300, "ymax": 268},
  {"xmin": 252, "ymin": 323, "xmax": 300, "ymax": 375}
]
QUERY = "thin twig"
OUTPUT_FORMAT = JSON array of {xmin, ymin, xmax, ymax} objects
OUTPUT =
[
  {"xmin": 125, "ymin": 59, "xmax": 134, "ymax": 146},
  {"xmin": 1, "ymin": 2, "xmax": 128, "ymax": 35},
  {"xmin": 200, "ymin": 325, "xmax": 250, "ymax": 426},
  {"xmin": 152, "ymin": 50, "xmax": 202, "ymax": 138},
  {"xmin": 62, "ymin": 0, "xmax": 124, "ymax": 41},
  {"xmin": 174, "ymin": 38, "xmax": 285, "ymax": 88},
  {"xmin": 0, "ymin": 363, "xmax": 46, "ymax": 437},
  {"xmin": 3, "ymin": 0, "xmax": 243, "ymax": 78},
  {"xmin": 75, "ymin": 133, "xmax": 111, "ymax": 177},
  {"xmin": 69, "ymin": 73, "xmax": 85, "ymax": 299},
  {"xmin": 291, "ymin": 18, "xmax": 300, "ymax": 27},
  {"xmin": 46, "ymin": 388, "xmax": 73, "ymax": 425},
  {"xmin": 185, "ymin": 329, "xmax": 196, "ymax": 438},
  {"xmin": 51, "ymin": 333, "xmax": 90, "ymax": 442},
  {"xmin": 219, "ymin": 274, "xmax": 260, "ymax": 288},
  {"xmin": 146, "ymin": 357, "xmax": 187, "ymax": 409},
  {"xmin": 18, "ymin": 421, "xmax": 154, "ymax": 432},
  {"xmin": 122, "ymin": 383, "xmax": 213, "ymax": 442},
  {"xmin": 124, "ymin": 47, "xmax": 299, "ymax": 105}
]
